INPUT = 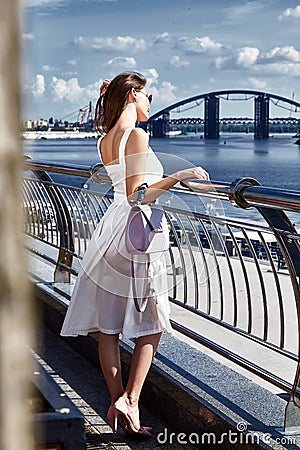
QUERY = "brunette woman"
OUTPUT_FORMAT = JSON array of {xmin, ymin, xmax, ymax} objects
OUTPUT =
[{"xmin": 61, "ymin": 72, "xmax": 209, "ymax": 436}]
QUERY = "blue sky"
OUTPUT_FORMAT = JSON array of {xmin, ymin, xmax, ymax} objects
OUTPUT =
[{"xmin": 22, "ymin": 0, "xmax": 300, "ymax": 121}]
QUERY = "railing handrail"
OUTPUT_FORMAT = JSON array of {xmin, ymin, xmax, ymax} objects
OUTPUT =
[
  {"xmin": 24, "ymin": 158, "xmax": 92, "ymax": 176},
  {"xmin": 24, "ymin": 158, "xmax": 112, "ymax": 184},
  {"xmin": 24, "ymin": 157, "xmax": 300, "ymax": 213}
]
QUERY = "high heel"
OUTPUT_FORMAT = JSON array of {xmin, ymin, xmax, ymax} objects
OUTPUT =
[
  {"xmin": 106, "ymin": 405, "xmax": 118, "ymax": 435},
  {"xmin": 113, "ymin": 397, "xmax": 153, "ymax": 437}
]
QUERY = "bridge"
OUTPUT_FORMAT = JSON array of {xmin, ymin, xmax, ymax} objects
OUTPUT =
[
  {"xmin": 169, "ymin": 116, "xmax": 299, "ymax": 126},
  {"xmin": 144, "ymin": 90, "xmax": 300, "ymax": 139}
]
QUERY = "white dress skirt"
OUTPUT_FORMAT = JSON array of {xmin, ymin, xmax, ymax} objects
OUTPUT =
[{"xmin": 60, "ymin": 128, "xmax": 173, "ymax": 339}]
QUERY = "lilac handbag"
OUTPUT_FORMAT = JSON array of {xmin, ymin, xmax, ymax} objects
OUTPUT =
[
  {"xmin": 125, "ymin": 203, "xmax": 169, "ymax": 254},
  {"xmin": 125, "ymin": 184, "xmax": 169, "ymax": 312}
]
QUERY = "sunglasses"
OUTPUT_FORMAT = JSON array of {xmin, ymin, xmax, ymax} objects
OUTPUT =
[{"xmin": 136, "ymin": 90, "xmax": 153, "ymax": 104}]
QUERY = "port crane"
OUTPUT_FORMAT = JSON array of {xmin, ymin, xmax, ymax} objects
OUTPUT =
[{"xmin": 77, "ymin": 101, "xmax": 94, "ymax": 128}]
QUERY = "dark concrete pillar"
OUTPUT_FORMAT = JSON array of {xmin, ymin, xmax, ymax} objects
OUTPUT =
[
  {"xmin": 204, "ymin": 95, "xmax": 220, "ymax": 139},
  {"xmin": 254, "ymin": 95, "xmax": 269, "ymax": 139},
  {"xmin": 151, "ymin": 111, "xmax": 170, "ymax": 138}
]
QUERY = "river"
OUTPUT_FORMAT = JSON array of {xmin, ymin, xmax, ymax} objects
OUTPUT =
[{"xmin": 23, "ymin": 132, "xmax": 300, "ymax": 226}]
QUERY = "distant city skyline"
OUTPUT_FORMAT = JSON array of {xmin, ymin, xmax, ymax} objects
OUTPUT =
[{"xmin": 22, "ymin": 0, "xmax": 300, "ymax": 120}]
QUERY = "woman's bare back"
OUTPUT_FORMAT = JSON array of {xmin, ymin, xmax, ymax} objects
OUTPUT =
[{"xmin": 100, "ymin": 128, "xmax": 128, "ymax": 166}]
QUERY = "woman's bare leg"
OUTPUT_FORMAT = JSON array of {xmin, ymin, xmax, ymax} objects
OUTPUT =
[
  {"xmin": 125, "ymin": 332, "xmax": 162, "ymax": 401},
  {"xmin": 116, "ymin": 332, "xmax": 162, "ymax": 430},
  {"xmin": 98, "ymin": 332, "xmax": 124, "ymax": 404}
]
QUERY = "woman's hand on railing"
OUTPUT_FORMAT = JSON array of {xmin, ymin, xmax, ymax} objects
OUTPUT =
[
  {"xmin": 175, "ymin": 166, "xmax": 210, "ymax": 190},
  {"xmin": 176, "ymin": 166, "xmax": 210, "ymax": 183}
]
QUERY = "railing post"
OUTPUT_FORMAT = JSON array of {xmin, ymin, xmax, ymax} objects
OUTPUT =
[
  {"xmin": 230, "ymin": 177, "xmax": 300, "ymax": 435},
  {"xmin": 29, "ymin": 165, "xmax": 74, "ymax": 283}
]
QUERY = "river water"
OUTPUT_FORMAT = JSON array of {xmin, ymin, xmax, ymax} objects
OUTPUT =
[{"xmin": 23, "ymin": 132, "xmax": 300, "ymax": 226}]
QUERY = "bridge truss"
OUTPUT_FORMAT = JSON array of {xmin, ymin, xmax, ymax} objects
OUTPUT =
[{"xmin": 145, "ymin": 90, "xmax": 300, "ymax": 139}]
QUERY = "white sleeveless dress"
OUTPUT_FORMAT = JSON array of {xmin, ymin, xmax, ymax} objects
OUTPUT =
[{"xmin": 60, "ymin": 128, "xmax": 173, "ymax": 339}]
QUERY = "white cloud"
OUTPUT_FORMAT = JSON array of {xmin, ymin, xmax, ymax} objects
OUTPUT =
[
  {"xmin": 224, "ymin": 1, "xmax": 267, "ymax": 22},
  {"xmin": 134, "ymin": 68, "xmax": 177, "ymax": 107},
  {"xmin": 215, "ymin": 44, "xmax": 300, "ymax": 79},
  {"xmin": 154, "ymin": 32, "xmax": 171, "ymax": 45},
  {"xmin": 72, "ymin": 35, "xmax": 148, "ymax": 53},
  {"xmin": 168, "ymin": 56, "xmax": 190, "ymax": 68},
  {"xmin": 215, "ymin": 56, "xmax": 228, "ymax": 69},
  {"xmin": 22, "ymin": 33, "xmax": 34, "ymax": 40},
  {"xmin": 50, "ymin": 76, "xmax": 100, "ymax": 103},
  {"xmin": 42, "ymin": 64, "xmax": 56, "ymax": 71},
  {"xmin": 215, "ymin": 47, "xmax": 259, "ymax": 69},
  {"xmin": 25, "ymin": 0, "xmax": 66, "ymax": 7},
  {"xmin": 254, "ymin": 63, "xmax": 300, "ymax": 77},
  {"xmin": 30, "ymin": 69, "xmax": 177, "ymax": 115},
  {"xmin": 247, "ymin": 77, "xmax": 266, "ymax": 89},
  {"xmin": 265, "ymin": 46, "xmax": 300, "ymax": 63},
  {"xmin": 32, "ymin": 74, "xmax": 45, "ymax": 97},
  {"xmin": 176, "ymin": 36, "xmax": 224, "ymax": 55},
  {"xmin": 237, "ymin": 47, "xmax": 260, "ymax": 67},
  {"xmin": 61, "ymin": 71, "xmax": 78, "ymax": 76},
  {"xmin": 50, "ymin": 77, "xmax": 82, "ymax": 102},
  {"xmin": 279, "ymin": 5, "xmax": 300, "ymax": 20},
  {"xmin": 67, "ymin": 60, "xmax": 77, "ymax": 66},
  {"xmin": 104, "ymin": 57, "xmax": 136, "ymax": 68},
  {"xmin": 152, "ymin": 81, "xmax": 177, "ymax": 106},
  {"xmin": 142, "ymin": 68, "xmax": 159, "ymax": 86}
]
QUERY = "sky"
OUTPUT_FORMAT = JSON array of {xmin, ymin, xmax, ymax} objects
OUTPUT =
[{"xmin": 22, "ymin": 0, "xmax": 300, "ymax": 121}]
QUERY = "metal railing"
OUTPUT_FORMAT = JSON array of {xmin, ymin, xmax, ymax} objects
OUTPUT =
[{"xmin": 23, "ymin": 158, "xmax": 300, "ymax": 434}]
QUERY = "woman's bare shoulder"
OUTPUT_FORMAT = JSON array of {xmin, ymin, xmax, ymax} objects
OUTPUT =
[{"xmin": 126, "ymin": 128, "xmax": 149, "ymax": 155}]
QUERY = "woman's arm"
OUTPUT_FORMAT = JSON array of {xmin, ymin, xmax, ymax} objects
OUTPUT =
[{"xmin": 125, "ymin": 128, "xmax": 209, "ymax": 204}]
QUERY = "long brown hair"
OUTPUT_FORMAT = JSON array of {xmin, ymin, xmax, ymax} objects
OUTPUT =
[{"xmin": 94, "ymin": 72, "xmax": 147, "ymax": 133}]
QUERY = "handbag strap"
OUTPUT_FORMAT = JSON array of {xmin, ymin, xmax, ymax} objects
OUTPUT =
[
  {"xmin": 139, "ymin": 207, "xmax": 157, "ymax": 231},
  {"xmin": 128, "ymin": 183, "xmax": 158, "ymax": 312},
  {"xmin": 131, "ymin": 255, "xmax": 151, "ymax": 313}
]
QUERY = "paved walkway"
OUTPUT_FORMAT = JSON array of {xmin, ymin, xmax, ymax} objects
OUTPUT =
[{"xmin": 33, "ymin": 326, "xmax": 195, "ymax": 450}]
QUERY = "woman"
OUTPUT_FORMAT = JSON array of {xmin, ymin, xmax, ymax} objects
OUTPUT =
[{"xmin": 61, "ymin": 72, "xmax": 209, "ymax": 436}]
